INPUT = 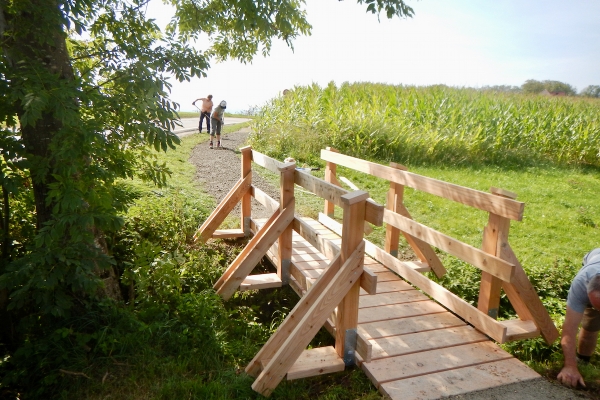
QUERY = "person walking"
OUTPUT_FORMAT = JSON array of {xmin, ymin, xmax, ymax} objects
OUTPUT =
[
  {"xmin": 192, "ymin": 94, "xmax": 213, "ymax": 133},
  {"xmin": 209, "ymin": 100, "xmax": 227, "ymax": 149},
  {"xmin": 557, "ymin": 248, "xmax": 600, "ymax": 388}
]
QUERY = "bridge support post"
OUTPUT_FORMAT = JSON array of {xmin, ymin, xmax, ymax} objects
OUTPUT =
[
  {"xmin": 277, "ymin": 162, "xmax": 295, "ymax": 284},
  {"xmin": 240, "ymin": 146, "xmax": 252, "ymax": 236},
  {"xmin": 335, "ymin": 191, "xmax": 368, "ymax": 363},
  {"xmin": 323, "ymin": 147, "xmax": 339, "ymax": 218}
]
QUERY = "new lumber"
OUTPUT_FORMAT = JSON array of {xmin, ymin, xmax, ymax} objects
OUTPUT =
[
  {"xmin": 251, "ymin": 243, "xmax": 365, "ymax": 397},
  {"xmin": 214, "ymin": 202, "xmax": 295, "ymax": 300},
  {"xmin": 383, "ymin": 210, "xmax": 515, "ymax": 283},
  {"xmin": 194, "ymin": 173, "xmax": 252, "ymax": 243},
  {"xmin": 285, "ymin": 346, "xmax": 345, "ymax": 380},
  {"xmin": 321, "ymin": 149, "xmax": 525, "ymax": 221},
  {"xmin": 212, "ymin": 229, "xmax": 245, "ymax": 239},
  {"xmin": 379, "ymin": 358, "xmax": 540, "ymax": 400},
  {"xmin": 240, "ymin": 273, "xmax": 282, "ymax": 291}
]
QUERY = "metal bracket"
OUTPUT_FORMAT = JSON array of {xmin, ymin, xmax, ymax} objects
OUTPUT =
[
  {"xmin": 280, "ymin": 259, "xmax": 291, "ymax": 285},
  {"xmin": 488, "ymin": 308, "xmax": 499, "ymax": 319},
  {"xmin": 343, "ymin": 328, "xmax": 357, "ymax": 367},
  {"xmin": 243, "ymin": 216, "xmax": 251, "ymax": 236}
]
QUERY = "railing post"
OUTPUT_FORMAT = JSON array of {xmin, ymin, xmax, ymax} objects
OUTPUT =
[
  {"xmin": 335, "ymin": 191, "xmax": 368, "ymax": 365},
  {"xmin": 384, "ymin": 162, "xmax": 406, "ymax": 257},
  {"xmin": 478, "ymin": 187, "xmax": 516, "ymax": 319},
  {"xmin": 240, "ymin": 146, "xmax": 252, "ymax": 236},
  {"xmin": 277, "ymin": 162, "xmax": 295, "ymax": 284},
  {"xmin": 323, "ymin": 147, "xmax": 339, "ymax": 218}
]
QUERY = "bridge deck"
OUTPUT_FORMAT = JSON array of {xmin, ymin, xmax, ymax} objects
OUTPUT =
[{"xmin": 253, "ymin": 217, "xmax": 540, "ymax": 400}]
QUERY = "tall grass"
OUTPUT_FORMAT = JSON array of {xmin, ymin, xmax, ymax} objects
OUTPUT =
[{"xmin": 250, "ymin": 82, "xmax": 600, "ymax": 167}]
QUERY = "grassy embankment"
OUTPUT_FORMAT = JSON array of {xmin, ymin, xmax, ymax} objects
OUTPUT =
[
  {"xmin": 48, "ymin": 120, "xmax": 379, "ymax": 400},
  {"xmin": 248, "ymin": 82, "xmax": 600, "ymax": 392}
]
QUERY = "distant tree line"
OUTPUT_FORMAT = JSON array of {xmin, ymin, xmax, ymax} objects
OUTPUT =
[{"xmin": 478, "ymin": 80, "xmax": 600, "ymax": 98}]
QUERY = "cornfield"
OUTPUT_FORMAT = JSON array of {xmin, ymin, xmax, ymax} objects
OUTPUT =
[{"xmin": 249, "ymin": 82, "xmax": 600, "ymax": 167}]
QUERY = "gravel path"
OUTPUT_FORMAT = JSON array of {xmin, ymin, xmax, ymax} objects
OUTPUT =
[
  {"xmin": 188, "ymin": 127, "xmax": 280, "ymax": 219},
  {"xmin": 188, "ymin": 127, "xmax": 592, "ymax": 400}
]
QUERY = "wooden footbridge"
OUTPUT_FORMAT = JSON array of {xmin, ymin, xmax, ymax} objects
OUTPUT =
[{"xmin": 194, "ymin": 146, "xmax": 559, "ymax": 399}]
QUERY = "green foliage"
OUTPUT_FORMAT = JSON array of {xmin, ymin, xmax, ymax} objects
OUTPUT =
[
  {"xmin": 521, "ymin": 79, "xmax": 577, "ymax": 96},
  {"xmin": 250, "ymin": 82, "xmax": 600, "ymax": 168},
  {"xmin": 581, "ymin": 85, "xmax": 600, "ymax": 98}
]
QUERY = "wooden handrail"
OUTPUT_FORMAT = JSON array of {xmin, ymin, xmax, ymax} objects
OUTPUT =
[{"xmin": 321, "ymin": 149, "xmax": 525, "ymax": 221}]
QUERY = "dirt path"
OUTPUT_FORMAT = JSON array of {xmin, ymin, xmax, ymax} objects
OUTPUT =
[{"xmin": 188, "ymin": 127, "xmax": 591, "ymax": 400}]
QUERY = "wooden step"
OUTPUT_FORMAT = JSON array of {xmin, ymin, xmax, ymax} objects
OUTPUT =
[
  {"xmin": 501, "ymin": 319, "xmax": 540, "ymax": 341},
  {"xmin": 240, "ymin": 273, "xmax": 282, "ymax": 291},
  {"xmin": 212, "ymin": 228, "xmax": 245, "ymax": 239},
  {"xmin": 286, "ymin": 346, "xmax": 345, "ymax": 380}
]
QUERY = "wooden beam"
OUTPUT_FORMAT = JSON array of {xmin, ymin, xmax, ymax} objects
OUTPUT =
[
  {"xmin": 500, "ymin": 243, "xmax": 559, "ymax": 344},
  {"xmin": 251, "ymin": 243, "xmax": 365, "ymax": 396},
  {"xmin": 335, "ymin": 191, "xmax": 368, "ymax": 360},
  {"xmin": 215, "ymin": 203, "xmax": 295, "ymax": 300},
  {"xmin": 278, "ymin": 164, "xmax": 295, "ymax": 284},
  {"xmin": 241, "ymin": 146, "xmax": 252, "ymax": 235},
  {"xmin": 212, "ymin": 229, "xmax": 245, "ymax": 239},
  {"xmin": 251, "ymin": 186, "xmax": 280, "ymax": 215},
  {"xmin": 285, "ymin": 346, "xmax": 345, "ymax": 380},
  {"xmin": 321, "ymin": 149, "xmax": 525, "ymax": 221},
  {"xmin": 251, "ymin": 150, "xmax": 286, "ymax": 173},
  {"xmin": 323, "ymin": 146, "xmax": 338, "ymax": 218},
  {"xmin": 245, "ymin": 252, "xmax": 344, "ymax": 378},
  {"xmin": 294, "ymin": 169, "xmax": 384, "ymax": 226},
  {"xmin": 194, "ymin": 173, "xmax": 252, "ymax": 243},
  {"xmin": 383, "ymin": 210, "xmax": 515, "ymax": 283},
  {"xmin": 240, "ymin": 273, "xmax": 283, "ymax": 291}
]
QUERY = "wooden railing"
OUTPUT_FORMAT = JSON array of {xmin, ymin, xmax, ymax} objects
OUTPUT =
[
  {"xmin": 320, "ymin": 148, "xmax": 558, "ymax": 345},
  {"xmin": 194, "ymin": 146, "xmax": 558, "ymax": 397}
]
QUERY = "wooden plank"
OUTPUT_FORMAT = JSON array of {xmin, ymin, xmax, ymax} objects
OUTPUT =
[
  {"xmin": 358, "ymin": 312, "xmax": 466, "ymax": 340},
  {"xmin": 363, "ymin": 341, "xmax": 513, "ymax": 384},
  {"xmin": 358, "ymin": 290, "xmax": 429, "ymax": 308},
  {"xmin": 374, "ymin": 271, "xmax": 402, "ymax": 282},
  {"xmin": 501, "ymin": 319, "xmax": 540, "ymax": 341},
  {"xmin": 251, "ymin": 186, "xmax": 280, "ymax": 215},
  {"xmin": 294, "ymin": 169, "xmax": 384, "ymax": 226},
  {"xmin": 360, "ymin": 280, "xmax": 414, "ymax": 295},
  {"xmin": 358, "ymin": 311, "xmax": 467, "ymax": 339},
  {"xmin": 356, "ymin": 332, "xmax": 372, "ymax": 363},
  {"xmin": 383, "ymin": 210, "xmax": 515, "ymax": 283},
  {"xmin": 212, "ymin": 229, "xmax": 245, "ymax": 239},
  {"xmin": 194, "ymin": 173, "xmax": 252, "ymax": 243},
  {"xmin": 360, "ymin": 267, "xmax": 378, "ymax": 295},
  {"xmin": 286, "ymin": 346, "xmax": 345, "ymax": 380},
  {"xmin": 216, "ymin": 203, "xmax": 295, "ymax": 300},
  {"xmin": 356, "ymin": 252, "xmax": 509, "ymax": 342},
  {"xmin": 379, "ymin": 358, "xmax": 540, "ymax": 400},
  {"xmin": 478, "ymin": 212, "xmax": 506, "ymax": 318},
  {"xmin": 321, "ymin": 149, "xmax": 525, "ymax": 221},
  {"xmin": 251, "ymin": 150, "xmax": 286, "ymax": 173},
  {"xmin": 252, "ymin": 244, "xmax": 365, "ymax": 396},
  {"xmin": 358, "ymin": 301, "xmax": 447, "ymax": 324},
  {"xmin": 240, "ymin": 273, "xmax": 283, "ymax": 291},
  {"xmin": 367, "ymin": 325, "xmax": 488, "ymax": 360}
]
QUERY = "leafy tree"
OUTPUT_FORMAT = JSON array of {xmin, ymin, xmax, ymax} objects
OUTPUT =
[
  {"xmin": 0, "ymin": 0, "xmax": 414, "ymax": 319},
  {"xmin": 521, "ymin": 79, "xmax": 576, "ymax": 96},
  {"xmin": 580, "ymin": 85, "xmax": 600, "ymax": 98}
]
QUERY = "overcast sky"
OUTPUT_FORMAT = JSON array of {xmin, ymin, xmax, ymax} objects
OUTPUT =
[{"xmin": 148, "ymin": 0, "xmax": 600, "ymax": 113}]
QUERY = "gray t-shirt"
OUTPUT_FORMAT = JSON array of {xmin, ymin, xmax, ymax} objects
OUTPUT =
[{"xmin": 566, "ymin": 248, "xmax": 600, "ymax": 313}]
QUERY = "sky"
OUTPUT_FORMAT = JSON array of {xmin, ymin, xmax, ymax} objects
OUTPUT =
[{"xmin": 148, "ymin": 0, "xmax": 600, "ymax": 113}]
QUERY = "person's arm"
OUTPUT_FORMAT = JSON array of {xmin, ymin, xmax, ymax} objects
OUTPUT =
[{"xmin": 557, "ymin": 306, "xmax": 586, "ymax": 387}]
